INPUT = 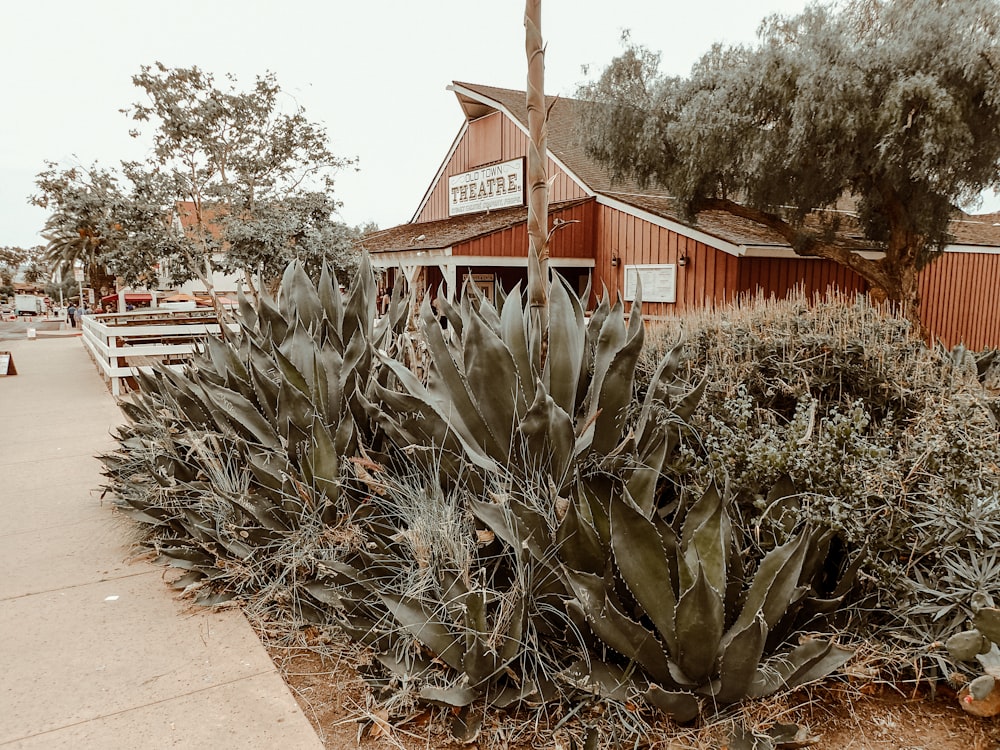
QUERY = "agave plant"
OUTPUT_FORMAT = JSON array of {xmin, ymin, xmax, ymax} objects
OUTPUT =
[
  {"xmin": 288, "ymin": 271, "xmax": 707, "ymax": 733},
  {"xmin": 102, "ymin": 255, "xmax": 856, "ymax": 742},
  {"xmin": 312, "ymin": 272, "xmax": 853, "ymax": 725},
  {"xmin": 557, "ymin": 483, "xmax": 855, "ymax": 721},
  {"xmin": 102, "ymin": 256, "xmax": 411, "ymax": 599},
  {"xmin": 369, "ymin": 273, "xmax": 703, "ymax": 512},
  {"xmin": 304, "ymin": 464, "xmax": 564, "ymax": 742}
]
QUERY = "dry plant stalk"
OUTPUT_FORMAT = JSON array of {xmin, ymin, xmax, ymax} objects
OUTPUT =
[{"xmin": 524, "ymin": 0, "xmax": 549, "ymax": 323}]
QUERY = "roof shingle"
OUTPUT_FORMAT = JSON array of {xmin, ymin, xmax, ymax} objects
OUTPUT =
[
  {"xmin": 361, "ymin": 199, "xmax": 589, "ymax": 253},
  {"xmin": 369, "ymin": 81, "xmax": 1000, "ymax": 251}
]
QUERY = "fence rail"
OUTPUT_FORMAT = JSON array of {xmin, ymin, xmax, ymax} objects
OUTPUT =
[{"xmin": 81, "ymin": 309, "xmax": 238, "ymax": 397}]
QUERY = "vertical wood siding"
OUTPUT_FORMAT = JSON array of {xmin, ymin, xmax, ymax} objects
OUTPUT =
[
  {"xmin": 467, "ymin": 113, "xmax": 502, "ymax": 167},
  {"xmin": 593, "ymin": 204, "xmax": 740, "ymax": 316},
  {"xmin": 919, "ymin": 251, "xmax": 1000, "ymax": 349},
  {"xmin": 414, "ymin": 113, "xmax": 589, "ymax": 224},
  {"xmin": 408, "ymin": 109, "xmax": 1000, "ymax": 348},
  {"xmin": 738, "ymin": 257, "xmax": 868, "ymax": 300}
]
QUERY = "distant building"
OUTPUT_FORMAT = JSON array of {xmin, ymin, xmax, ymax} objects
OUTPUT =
[
  {"xmin": 160, "ymin": 201, "xmax": 244, "ymax": 297},
  {"xmin": 361, "ymin": 82, "xmax": 1000, "ymax": 349}
]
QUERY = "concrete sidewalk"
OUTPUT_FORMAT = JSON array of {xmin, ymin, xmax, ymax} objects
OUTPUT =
[{"xmin": 0, "ymin": 337, "xmax": 323, "ymax": 748}]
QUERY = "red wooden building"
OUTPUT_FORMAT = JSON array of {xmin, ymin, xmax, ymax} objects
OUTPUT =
[{"xmin": 361, "ymin": 82, "xmax": 1000, "ymax": 349}]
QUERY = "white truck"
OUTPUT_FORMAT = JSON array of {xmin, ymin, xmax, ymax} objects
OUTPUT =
[{"xmin": 14, "ymin": 294, "xmax": 43, "ymax": 316}]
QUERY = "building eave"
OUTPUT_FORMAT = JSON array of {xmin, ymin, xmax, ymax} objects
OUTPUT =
[
  {"xmin": 595, "ymin": 194, "xmax": 745, "ymax": 257},
  {"xmin": 370, "ymin": 247, "xmax": 594, "ymax": 269},
  {"xmin": 740, "ymin": 245, "xmax": 885, "ymax": 260},
  {"xmin": 943, "ymin": 243, "xmax": 1000, "ymax": 255}
]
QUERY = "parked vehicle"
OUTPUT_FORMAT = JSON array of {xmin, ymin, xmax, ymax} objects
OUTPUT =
[{"xmin": 14, "ymin": 294, "xmax": 43, "ymax": 316}]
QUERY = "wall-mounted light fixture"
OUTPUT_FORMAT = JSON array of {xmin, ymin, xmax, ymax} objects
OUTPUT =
[
  {"xmin": 677, "ymin": 254, "xmax": 689, "ymax": 267},
  {"xmin": 611, "ymin": 255, "xmax": 620, "ymax": 267}
]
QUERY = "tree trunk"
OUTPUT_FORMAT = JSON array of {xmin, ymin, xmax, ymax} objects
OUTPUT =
[
  {"xmin": 873, "ymin": 248, "xmax": 926, "ymax": 339},
  {"xmin": 692, "ymin": 195, "xmax": 929, "ymax": 339},
  {"xmin": 876, "ymin": 187, "xmax": 928, "ymax": 339},
  {"xmin": 242, "ymin": 267, "xmax": 261, "ymax": 305}
]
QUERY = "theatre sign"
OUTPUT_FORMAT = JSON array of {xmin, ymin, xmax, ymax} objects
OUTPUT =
[{"xmin": 448, "ymin": 158, "xmax": 525, "ymax": 216}]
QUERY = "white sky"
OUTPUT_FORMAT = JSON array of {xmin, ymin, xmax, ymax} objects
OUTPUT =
[{"xmin": 3, "ymin": 0, "xmax": 998, "ymax": 249}]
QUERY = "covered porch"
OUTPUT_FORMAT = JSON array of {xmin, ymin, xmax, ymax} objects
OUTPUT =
[
  {"xmin": 370, "ymin": 248, "xmax": 595, "ymax": 307},
  {"xmin": 361, "ymin": 198, "xmax": 598, "ymax": 307}
]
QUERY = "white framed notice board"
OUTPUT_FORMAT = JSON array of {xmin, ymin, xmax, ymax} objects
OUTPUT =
[{"xmin": 623, "ymin": 264, "xmax": 677, "ymax": 304}]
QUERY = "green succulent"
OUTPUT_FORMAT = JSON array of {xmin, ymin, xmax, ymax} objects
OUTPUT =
[
  {"xmin": 945, "ymin": 606, "xmax": 1000, "ymax": 700},
  {"xmin": 102, "ymin": 256, "xmax": 857, "ymax": 743},
  {"xmin": 370, "ymin": 274, "xmax": 704, "ymax": 513},
  {"xmin": 322, "ymin": 270, "xmax": 851, "ymax": 725},
  {"xmin": 101, "ymin": 256, "xmax": 411, "ymax": 598},
  {"xmin": 300, "ymin": 462, "xmax": 572, "ymax": 743},
  {"xmin": 557, "ymin": 483, "xmax": 854, "ymax": 721}
]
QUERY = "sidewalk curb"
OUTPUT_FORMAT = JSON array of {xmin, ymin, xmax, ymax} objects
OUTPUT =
[{"xmin": 0, "ymin": 337, "xmax": 324, "ymax": 749}]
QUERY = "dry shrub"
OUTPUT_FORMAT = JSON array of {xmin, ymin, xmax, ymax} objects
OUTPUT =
[{"xmin": 642, "ymin": 289, "xmax": 1000, "ymax": 680}]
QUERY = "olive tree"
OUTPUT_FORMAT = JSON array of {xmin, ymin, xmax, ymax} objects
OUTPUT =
[{"xmin": 579, "ymin": 0, "xmax": 1000, "ymax": 332}]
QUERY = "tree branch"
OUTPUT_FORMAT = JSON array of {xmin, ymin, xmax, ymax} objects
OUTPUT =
[{"xmin": 690, "ymin": 197, "xmax": 890, "ymax": 287}]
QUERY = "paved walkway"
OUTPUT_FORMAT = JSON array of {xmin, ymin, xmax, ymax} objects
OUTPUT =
[{"xmin": 0, "ymin": 336, "xmax": 323, "ymax": 749}]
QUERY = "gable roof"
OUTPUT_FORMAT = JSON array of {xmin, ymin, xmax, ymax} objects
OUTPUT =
[
  {"xmin": 378, "ymin": 82, "xmax": 1000, "ymax": 255},
  {"xmin": 449, "ymin": 81, "xmax": 665, "ymax": 199},
  {"xmin": 448, "ymin": 83, "xmax": 1000, "ymax": 252},
  {"xmin": 604, "ymin": 192, "xmax": 875, "ymax": 253},
  {"xmin": 950, "ymin": 213, "xmax": 1000, "ymax": 248}
]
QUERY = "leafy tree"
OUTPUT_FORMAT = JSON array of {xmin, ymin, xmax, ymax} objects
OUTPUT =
[
  {"xmin": 0, "ymin": 246, "xmax": 27, "ymax": 287},
  {"xmin": 0, "ymin": 245, "xmax": 47, "ymax": 290},
  {"xmin": 43, "ymin": 275, "xmax": 78, "ymax": 305},
  {"xmin": 0, "ymin": 246, "xmax": 29, "ymax": 299},
  {"xmin": 30, "ymin": 64, "xmax": 359, "ymax": 302},
  {"xmin": 100, "ymin": 164, "xmax": 196, "ymax": 289},
  {"xmin": 121, "ymin": 63, "xmax": 357, "ymax": 299},
  {"xmin": 22, "ymin": 257, "xmax": 46, "ymax": 285},
  {"xmin": 579, "ymin": 0, "xmax": 1000, "ymax": 332},
  {"xmin": 219, "ymin": 191, "xmax": 361, "ymax": 291}
]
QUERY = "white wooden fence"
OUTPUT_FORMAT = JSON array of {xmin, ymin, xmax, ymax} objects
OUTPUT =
[{"xmin": 81, "ymin": 309, "xmax": 238, "ymax": 397}]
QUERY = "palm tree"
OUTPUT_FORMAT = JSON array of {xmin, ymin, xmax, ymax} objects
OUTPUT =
[{"xmin": 41, "ymin": 212, "xmax": 116, "ymax": 298}]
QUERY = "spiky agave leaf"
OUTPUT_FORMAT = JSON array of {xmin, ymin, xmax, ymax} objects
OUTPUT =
[{"xmin": 568, "ymin": 480, "xmax": 853, "ymax": 718}]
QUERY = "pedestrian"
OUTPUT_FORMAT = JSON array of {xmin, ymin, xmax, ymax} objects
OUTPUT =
[{"xmin": 67, "ymin": 303, "xmax": 77, "ymax": 328}]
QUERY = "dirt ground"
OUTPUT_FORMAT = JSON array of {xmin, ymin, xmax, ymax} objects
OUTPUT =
[
  {"xmin": 794, "ymin": 684, "xmax": 998, "ymax": 750},
  {"xmin": 265, "ymin": 643, "xmax": 1000, "ymax": 750}
]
